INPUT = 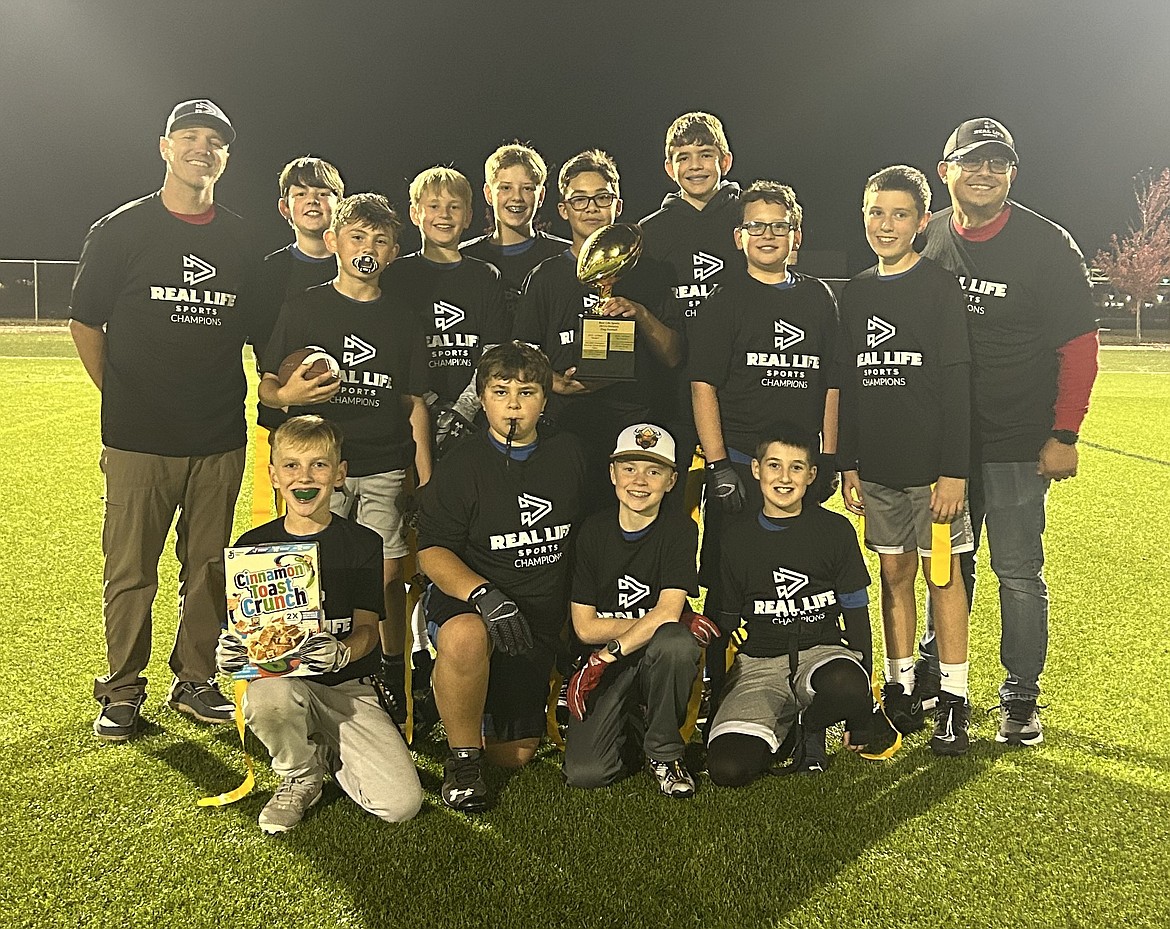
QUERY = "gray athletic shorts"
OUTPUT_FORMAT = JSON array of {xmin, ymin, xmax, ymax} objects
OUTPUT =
[
  {"xmin": 860, "ymin": 480, "xmax": 974, "ymax": 557},
  {"xmin": 708, "ymin": 644, "xmax": 864, "ymax": 751},
  {"xmin": 330, "ymin": 469, "xmax": 409, "ymax": 559}
]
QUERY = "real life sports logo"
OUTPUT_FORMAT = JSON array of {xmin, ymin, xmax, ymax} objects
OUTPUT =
[
  {"xmin": 617, "ymin": 575, "xmax": 651, "ymax": 610},
  {"xmin": 866, "ymin": 316, "xmax": 897, "ymax": 348},
  {"xmin": 342, "ymin": 333, "xmax": 377, "ymax": 366},
  {"xmin": 773, "ymin": 319, "xmax": 805, "ymax": 352},
  {"xmin": 517, "ymin": 493, "xmax": 554, "ymax": 527},
  {"xmin": 433, "ymin": 301, "xmax": 466, "ymax": 332},
  {"xmin": 773, "ymin": 567, "xmax": 809, "ymax": 599},
  {"xmin": 692, "ymin": 251, "xmax": 723, "ymax": 282},
  {"xmin": 183, "ymin": 254, "xmax": 216, "ymax": 286}
]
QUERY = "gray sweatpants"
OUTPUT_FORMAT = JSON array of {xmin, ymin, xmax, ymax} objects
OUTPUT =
[{"xmin": 244, "ymin": 676, "xmax": 422, "ymax": 823}]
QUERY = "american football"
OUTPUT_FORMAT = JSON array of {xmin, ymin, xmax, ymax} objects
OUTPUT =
[{"xmin": 277, "ymin": 346, "xmax": 341, "ymax": 386}]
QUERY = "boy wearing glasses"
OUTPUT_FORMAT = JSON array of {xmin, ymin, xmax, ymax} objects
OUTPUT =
[
  {"xmin": 687, "ymin": 181, "xmax": 840, "ymax": 723},
  {"xmin": 512, "ymin": 149, "xmax": 683, "ymax": 514},
  {"xmin": 837, "ymin": 165, "xmax": 974, "ymax": 754},
  {"xmin": 918, "ymin": 118, "xmax": 1099, "ymax": 746}
]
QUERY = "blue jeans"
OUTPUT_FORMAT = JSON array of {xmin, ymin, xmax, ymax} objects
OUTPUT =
[{"xmin": 922, "ymin": 460, "xmax": 1050, "ymax": 702}]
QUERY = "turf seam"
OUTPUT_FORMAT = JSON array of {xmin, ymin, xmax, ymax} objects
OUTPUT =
[{"xmin": 1082, "ymin": 441, "xmax": 1170, "ymax": 467}]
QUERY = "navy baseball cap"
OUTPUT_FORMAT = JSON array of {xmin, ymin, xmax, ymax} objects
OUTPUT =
[
  {"xmin": 943, "ymin": 117, "xmax": 1016, "ymax": 163},
  {"xmin": 164, "ymin": 99, "xmax": 235, "ymax": 144}
]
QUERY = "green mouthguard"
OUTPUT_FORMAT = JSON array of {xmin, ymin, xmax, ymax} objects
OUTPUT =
[{"xmin": 292, "ymin": 488, "xmax": 320, "ymax": 501}]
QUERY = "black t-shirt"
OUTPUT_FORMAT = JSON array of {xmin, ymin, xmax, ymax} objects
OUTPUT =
[
  {"xmin": 687, "ymin": 271, "xmax": 839, "ymax": 456},
  {"xmin": 234, "ymin": 515, "xmax": 383, "ymax": 685},
  {"xmin": 385, "ymin": 253, "xmax": 508, "ymax": 403},
  {"xmin": 718, "ymin": 507, "xmax": 870, "ymax": 659},
  {"xmin": 418, "ymin": 430, "xmax": 586, "ymax": 631},
  {"xmin": 571, "ymin": 508, "xmax": 699, "ymax": 614},
  {"xmin": 837, "ymin": 257, "xmax": 971, "ymax": 487},
  {"xmin": 461, "ymin": 231, "xmax": 570, "ymax": 319},
  {"xmin": 262, "ymin": 283, "xmax": 429, "ymax": 476},
  {"xmin": 253, "ymin": 245, "xmax": 338, "ymax": 430},
  {"xmin": 513, "ymin": 249, "xmax": 683, "ymax": 431},
  {"xmin": 920, "ymin": 202, "xmax": 1099, "ymax": 462},
  {"xmin": 69, "ymin": 192, "xmax": 256, "ymax": 456}
]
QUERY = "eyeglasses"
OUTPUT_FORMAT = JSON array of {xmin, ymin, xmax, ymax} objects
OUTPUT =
[
  {"xmin": 947, "ymin": 153, "xmax": 1016, "ymax": 174},
  {"xmin": 739, "ymin": 220, "xmax": 796, "ymax": 237},
  {"xmin": 563, "ymin": 192, "xmax": 618, "ymax": 211}
]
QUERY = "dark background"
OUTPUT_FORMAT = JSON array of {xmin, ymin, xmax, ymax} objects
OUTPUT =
[{"xmin": 2, "ymin": 0, "xmax": 1167, "ymax": 274}]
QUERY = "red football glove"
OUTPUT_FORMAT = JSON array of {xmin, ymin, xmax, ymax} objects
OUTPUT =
[
  {"xmin": 567, "ymin": 651, "xmax": 611, "ymax": 721},
  {"xmin": 682, "ymin": 612, "xmax": 721, "ymax": 647}
]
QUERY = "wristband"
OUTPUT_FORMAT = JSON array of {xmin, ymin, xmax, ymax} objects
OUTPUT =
[{"xmin": 1051, "ymin": 430, "xmax": 1078, "ymax": 446}]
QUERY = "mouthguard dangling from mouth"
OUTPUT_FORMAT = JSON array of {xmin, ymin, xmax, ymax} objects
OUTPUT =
[
  {"xmin": 293, "ymin": 488, "xmax": 320, "ymax": 501},
  {"xmin": 352, "ymin": 255, "xmax": 379, "ymax": 274}
]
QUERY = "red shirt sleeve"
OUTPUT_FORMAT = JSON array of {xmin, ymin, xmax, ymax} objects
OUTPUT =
[{"xmin": 1054, "ymin": 329, "xmax": 1099, "ymax": 432}]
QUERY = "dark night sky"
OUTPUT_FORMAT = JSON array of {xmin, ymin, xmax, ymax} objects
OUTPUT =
[{"xmin": 2, "ymin": 0, "xmax": 1168, "ymax": 273}]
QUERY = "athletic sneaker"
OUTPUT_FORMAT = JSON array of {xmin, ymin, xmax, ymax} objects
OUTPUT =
[
  {"xmin": 790, "ymin": 725, "xmax": 829, "ymax": 775},
  {"xmin": 931, "ymin": 692, "xmax": 971, "ymax": 756},
  {"xmin": 648, "ymin": 758, "xmax": 696, "ymax": 798},
  {"xmin": 995, "ymin": 698, "xmax": 1044, "ymax": 746},
  {"xmin": 859, "ymin": 703, "xmax": 903, "ymax": 761},
  {"xmin": 93, "ymin": 695, "xmax": 145, "ymax": 741},
  {"xmin": 913, "ymin": 657, "xmax": 941, "ymax": 711},
  {"xmin": 167, "ymin": 680, "xmax": 233, "ymax": 724},
  {"xmin": 258, "ymin": 776, "xmax": 323, "ymax": 834},
  {"xmin": 442, "ymin": 750, "xmax": 490, "ymax": 812},
  {"xmin": 881, "ymin": 682, "xmax": 925, "ymax": 734}
]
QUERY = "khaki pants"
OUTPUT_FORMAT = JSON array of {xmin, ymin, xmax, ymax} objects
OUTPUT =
[{"xmin": 94, "ymin": 445, "xmax": 245, "ymax": 703}]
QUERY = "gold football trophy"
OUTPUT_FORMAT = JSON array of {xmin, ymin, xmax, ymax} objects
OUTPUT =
[{"xmin": 574, "ymin": 223, "xmax": 643, "ymax": 382}]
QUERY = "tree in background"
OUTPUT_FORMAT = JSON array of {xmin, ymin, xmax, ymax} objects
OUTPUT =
[{"xmin": 1095, "ymin": 168, "xmax": 1170, "ymax": 343}]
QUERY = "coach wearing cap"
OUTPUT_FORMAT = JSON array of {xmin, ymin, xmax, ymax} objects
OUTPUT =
[
  {"xmin": 69, "ymin": 99, "xmax": 256, "ymax": 740},
  {"xmin": 918, "ymin": 117, "xmax": 1099, "ymax": 747}
]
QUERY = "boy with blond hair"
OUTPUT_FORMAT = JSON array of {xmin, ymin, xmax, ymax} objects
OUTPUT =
[
  {"xmin": 260, "ymin": 192, "xmax": 431, "ymax": 722},
  {"xmin": 219, "ymin": 415, "xmax": 422, "ymax": 833},
  {"xmin": 462, "ymin": 142, "xmax": 569, "ymax": 311}
]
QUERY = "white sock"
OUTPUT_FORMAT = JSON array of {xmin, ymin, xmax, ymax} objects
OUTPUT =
[
  {"xmin": 939, "ymin": 661, "xmax": 969, "ymax": 699},
  {"xmin": 885, "ymin": 657, "xmax": 916, "ymax": 693}
]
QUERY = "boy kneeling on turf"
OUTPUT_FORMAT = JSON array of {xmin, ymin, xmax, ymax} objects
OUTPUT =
[
  {"xmin": 217, "ymin": 416, "xmax": 423, "ymax": 834},
  {"xmin": 417, "ymin": 342, "xmax": 585, "ymax": 812},
  {"xmin": 706, "ymin": 424, "xmax": 900, "ymax": 787},
  {"xmin": 564, "ymin": 423, "xmax": 714, "ymax": 798}
]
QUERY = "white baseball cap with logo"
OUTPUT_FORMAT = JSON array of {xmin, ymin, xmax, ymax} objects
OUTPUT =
[{"xmin": 610, "ymin": 423, "xmax": 677, "ymax": 469}]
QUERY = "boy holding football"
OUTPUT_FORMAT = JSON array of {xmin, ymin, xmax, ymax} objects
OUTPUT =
[{"xmin": 259, "ymin": 192, "xmax": 432, "ymax": 721}]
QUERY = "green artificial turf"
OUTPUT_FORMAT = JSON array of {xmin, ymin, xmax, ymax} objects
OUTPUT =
[{"xmin": 2, "ymin": 333, "xmax": 1168, "ymax": 929}]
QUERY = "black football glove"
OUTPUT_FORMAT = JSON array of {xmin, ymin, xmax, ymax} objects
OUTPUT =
[
  {"xmin": 299, "ymin": 631, "xmax": 351, "ymax": 674},
  {"xmin": 469, "ymin": 583, "xmax": 534, "ymax": 656},
  {"xmin": 215, "ymin": 629, "xmax": 249, "ymax": 675},
  {"xmin": 434, "ymin": 404, "xmax": 476, "ymax": 457},
  {"xmin": 706, "ymin": 459, "xmax": 745, "ymax": 514}
]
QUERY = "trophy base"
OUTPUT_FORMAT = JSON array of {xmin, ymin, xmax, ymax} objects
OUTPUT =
[{"xmin": 576, "ymin": 316, "xmax": 636, "ymax": 383}]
